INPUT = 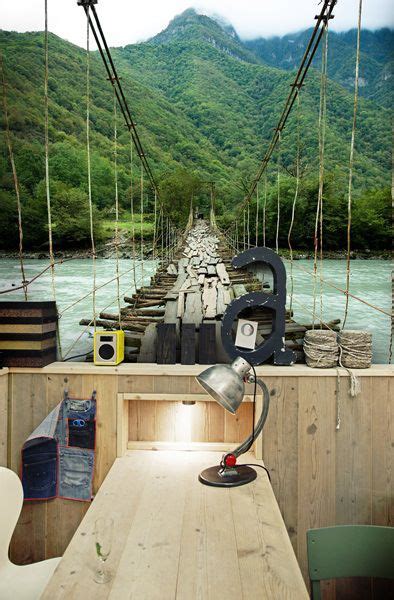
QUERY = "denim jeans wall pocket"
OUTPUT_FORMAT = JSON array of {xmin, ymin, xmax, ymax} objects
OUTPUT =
[
  {"xmin": 67, "ymin": 418, "xmax": 95, "ymax": 449},
  {"xmin": 59, "ymin": 447, "xmax": 94, "ymax": 501},
  {"xmin": 22, "ymin": 391, "xmax": 97, "ymax": 502},
  {"xmin": 22, "ymin": 439, "xmax": 57, "ymax": 500}
]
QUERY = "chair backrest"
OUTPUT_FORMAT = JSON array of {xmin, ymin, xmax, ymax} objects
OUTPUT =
[
  {"xmin": 0, "ymin": 467, "xmax": 23, "ymax": 566},
  {"xmin": 307, "ymin": 525, "xmax": 394, "ymax": 600}
]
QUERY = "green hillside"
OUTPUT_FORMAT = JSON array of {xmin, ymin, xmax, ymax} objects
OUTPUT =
[
  {"xmin": 0, "ymin": 9, "xmax": 391, "ymax": 251},
  {"xmin": 245, "ymin": 28, "xmax": 393, "ymax": 108}
]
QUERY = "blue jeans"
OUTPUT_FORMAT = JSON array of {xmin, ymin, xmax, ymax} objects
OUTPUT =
[
  {"xmin": 56, "ymin": 395, "xmax": 96, "ymax": 447},
  {"xmin": 22, "ymin": 440, "xmax": 57, "ymax": 500},
  {"xmin": 58, "ymin": 447, "xmax": 95, "ymax": 501},
  {"xmin": 22, "ymin": 392, "xmax": 97, "ymax": 502}
]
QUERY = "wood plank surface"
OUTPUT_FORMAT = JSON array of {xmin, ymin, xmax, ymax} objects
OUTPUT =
[
  {"xmin": 181, "ymin": 323, "xmax": 196, "ymax": 365},
  {"xmin": 6, "ymin": 366, "xmax": 394, "ymax": 600},
  {"xmin": 199, "ymin": 322, "xmax": 216, "ymax": 364},
  {"xmin": 157, "ymin": 323, "xmax": 177, "ymax": 364},
  {"xmin": 297, "ymin": 376, "xmax": 336, "ymax": 596},
  {"xmin": 41, "ymin": 451, "xmax": 308, "ymax": 600}
]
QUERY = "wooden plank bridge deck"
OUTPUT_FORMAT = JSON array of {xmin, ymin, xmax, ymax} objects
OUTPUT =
[{"xmin": 80, "ymin": 220, "xmax": 338, "ymax": 364}]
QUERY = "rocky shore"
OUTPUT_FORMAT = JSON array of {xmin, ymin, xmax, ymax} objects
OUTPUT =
[{"xmin": 0, "ymin": 248, "xmax": 391, "ymax": 261}]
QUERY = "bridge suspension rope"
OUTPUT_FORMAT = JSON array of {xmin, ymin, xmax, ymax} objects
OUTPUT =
[
  {"xmin": 343, "ymin": 0, "xmax": 363, "ymax": 329},
  {"xmin": 85, "ymin": 4, "xmax": 96, "ymax": 330},
  {"xmin": 275, "ymin": 130, "xmax": 281, "ymax": 253},
  {"xmin": 0, "ymin": 54, "xmax": 28, "ymax": 300},
  {"xmin": 44, "ymin": 0, "xmax": 63, "ymax": 359},
  {"xmin": 236, "ymin": 0, "xmax": 337, "ymax": 217},
  {"xmin": 312, "ymin": 21, "xmax": 329, "ymax": 328},
  {"xmin": 287, "ymin": 92, "xmax": 301, "ymax": 314}
]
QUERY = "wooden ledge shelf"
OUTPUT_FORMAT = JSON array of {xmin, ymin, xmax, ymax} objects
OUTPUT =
[{"xmin": 8, "ymin": 362, "xmax": 394, "ymax": 376}]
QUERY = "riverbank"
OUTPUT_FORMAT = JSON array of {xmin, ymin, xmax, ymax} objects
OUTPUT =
[{"xmin": 0, "ymin": 248, "xmax": 391, "ymax": 260}]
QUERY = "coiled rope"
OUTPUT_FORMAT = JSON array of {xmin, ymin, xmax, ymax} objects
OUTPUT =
[
  {"xmin": 338, "ymin": 330, "xmax": 372, "ymax": 369},
  {"xmin": 303, "ymin": 329, "xmax": 339, "ymax": 368}
]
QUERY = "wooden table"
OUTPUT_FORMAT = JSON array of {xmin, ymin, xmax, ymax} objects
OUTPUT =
[{"xmin": 42, "ymin": 451, "xmax": 308, "ymax": 599}]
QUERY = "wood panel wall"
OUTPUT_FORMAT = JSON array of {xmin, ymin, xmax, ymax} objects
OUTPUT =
[{"xmin": 3, "ymin": 364, "xmax": 393, "ymax": 599}]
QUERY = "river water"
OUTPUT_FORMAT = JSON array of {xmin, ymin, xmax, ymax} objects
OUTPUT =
[{"xmin": 0, "ymin": 258, "xmax": 392, "ymax": 363}]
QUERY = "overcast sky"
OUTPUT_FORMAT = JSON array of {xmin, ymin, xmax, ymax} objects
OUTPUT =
[{"xmin": 1, "ymin": 0, "xmax": 393, "ymax": 48}]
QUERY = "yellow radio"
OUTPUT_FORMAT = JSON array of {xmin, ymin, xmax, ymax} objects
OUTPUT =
[{"xmin": 94, "ymin": 330, "xmax": 124, "ymax": 365}]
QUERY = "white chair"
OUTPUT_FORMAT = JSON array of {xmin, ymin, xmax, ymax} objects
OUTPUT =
[{"xmin": 0, "ymin": 467, "xmax": 61, "ymax": 600}]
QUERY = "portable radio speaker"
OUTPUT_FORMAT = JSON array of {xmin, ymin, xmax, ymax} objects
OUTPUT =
[{"xmin": 94, "ymin": 330, "xmax": 124, "ymax": 365}]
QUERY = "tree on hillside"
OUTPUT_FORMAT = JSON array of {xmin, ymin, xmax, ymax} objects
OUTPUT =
[{"xmin": 160, "ymin": 169, "xmax": 203, "ymax": 225}]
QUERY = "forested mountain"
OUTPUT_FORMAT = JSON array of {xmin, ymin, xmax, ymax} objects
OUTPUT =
[
  {"xmin": 0, "ymin": 9, "xmax": 391, "ymax": 250},
  {"xmin": 245, "ymin": 28, "xmax": 393, "ymax": 108}
]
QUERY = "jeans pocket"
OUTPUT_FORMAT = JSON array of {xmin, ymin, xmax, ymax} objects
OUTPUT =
[
  {"xmin": 59, "ymin": 449, "xmax": 94, "ymax": 501},
  {"xmin": 22, "ymin": 456, "xmax": 57, "ymax": 498},
  {"xmin": 68, "ymin": 419, "xmax": 95, "ymax": 449},
  {"xmin": 66, "ymin": 399, "xmax": 92, "ymax": 414}
]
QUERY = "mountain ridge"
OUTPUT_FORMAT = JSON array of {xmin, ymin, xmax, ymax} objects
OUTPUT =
[{"xmin": 0, "ymin": 10, "xmax": 391, "ymax": 250}]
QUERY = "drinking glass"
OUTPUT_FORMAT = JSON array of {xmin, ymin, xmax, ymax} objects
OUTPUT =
[{"xmin": 93, "ymin": 517, "xmax": 114, "ymax": 584}]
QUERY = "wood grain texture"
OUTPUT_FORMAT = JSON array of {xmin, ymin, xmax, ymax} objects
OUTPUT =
[
  {"xmin": 156, "ymin": 323, "xmax": 177, "ymax": 364},
  {"xmin": 297, "ymin": 377, "xmax": 336, "ymax": 586},
  {"xmin": 41, "ymin": 451, "xmax": 308, "ymax": 600},
  {"xmin": 6, "ymin": 367, "xmax": 393, "ymax": 600},
  {"xmin": 262, "ymin": 377, "xmax": 299, "ymax": 553},
  {"xmin": 181, "ymin": 323, "xmax": 196, "ymax": 365}
]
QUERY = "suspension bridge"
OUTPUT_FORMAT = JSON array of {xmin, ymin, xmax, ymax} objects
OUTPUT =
[{"xmin": 0, "ymin": 0, "xmax": 392, "ymax": 365}]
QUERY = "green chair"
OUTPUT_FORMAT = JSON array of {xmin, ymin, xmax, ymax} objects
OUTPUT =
[{"xmin": 307, "ymin": 525, "xmax": 394, "ymax": 599}]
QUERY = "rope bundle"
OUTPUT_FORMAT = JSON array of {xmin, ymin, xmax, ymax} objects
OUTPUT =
[
  {"xmin": 338, "ymin": 330, "xmax": 372, "ymax": 369},
  {"xmin": 303, "ymin": 329, "xmax": 372, "ymax": 370},
  {"xmin": 303, "ymin": 330, "xmax": 339, "ymax": 368}
]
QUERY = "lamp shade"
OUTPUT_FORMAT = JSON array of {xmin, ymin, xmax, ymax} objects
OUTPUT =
[{"xmin": 196, "ymin": 357, "xmax": 251, "ymax": 414}]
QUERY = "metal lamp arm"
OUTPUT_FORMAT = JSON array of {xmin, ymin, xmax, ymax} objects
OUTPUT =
[{"xmin": 231, "ymin": 378, "xmax": 270, "ymax": 459}]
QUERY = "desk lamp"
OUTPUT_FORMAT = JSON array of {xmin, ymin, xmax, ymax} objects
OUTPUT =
[{"xmin": 196, "ymin": 357, "xmax": 270, "ymax": 487}]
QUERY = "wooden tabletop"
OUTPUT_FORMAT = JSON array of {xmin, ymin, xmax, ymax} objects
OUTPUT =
[{"xmin": 42, "ymin": 451, "xmax": 308, "ymax": 600}]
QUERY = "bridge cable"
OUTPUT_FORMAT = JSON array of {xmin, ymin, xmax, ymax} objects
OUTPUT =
[
  {"xmin": 44, "ymin": 0, "xmax": 63, "ymax": 359},
  {"xmin": 275, "ymin": 131, "xmax": 282, "ymax": 253},
  {"xmin": 129, "ymin": 138, "xmax": 137, "ymax": 293},
  {"xmin": 237, "ymin": 0, "xmax": 337, "ymax": 216},
  {"xmin": 0, "ymin": 54, "xmax": 28, "ymax": 300},
  {"xmin": 262, "ymin": 173, "xmax": 267, "ymax": 247},
  {"xmin": 113, "ymin": 89, "xmax": 122, "ymax": 329},
  {"xmin": 312, "ymin": 22, "xmax": 329, "ymax": 328},
  {"xmin": 343, "ymin": 0, "xmax": 363, "ymax": 329},
  {"xmin": 255, "ymin": 182, "xmax": 259, "ymax": 246},
  {"xmin": 153, "ymin": 188, "xmax": 158, "ymax": 261},
  {"xmin": 140, "ymin": 163, "xmax": 145, "ymax": 289},
  {"xmin": 85, "ymin": 5, "xmax": 96, "ymax": 330},
  {"xmin": 287, "ymin": 92, "xmax": 301, "ymax": 314},
  {"xmin": 247, "ymin": 201, "xmax": 250, "ymax": 248},
  {"xmin": 77, "ymin": 0, "xmax": 159, "ymax": 199}
]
